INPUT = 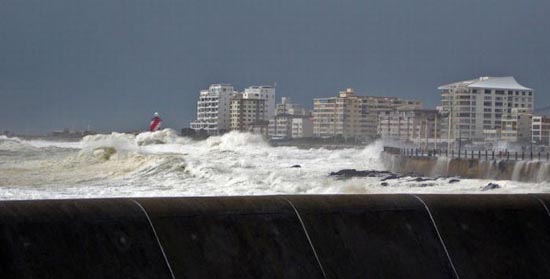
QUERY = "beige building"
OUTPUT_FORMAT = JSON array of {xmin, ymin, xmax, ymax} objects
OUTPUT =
[
  {"xmin": 500, "ymin": 109, "xmax": 532, "ymax": 143},
  {"xmin": 378, "ymin": 109, "xmax": 440, "ymax": 146},
  {"xmin": 313, "ymin": 88, "xmax": 421, "ymax": 139},
  {"xmin": 230, "ymin": 94, "xmax": 266, "ymax": 131},
  {"xmin": 243, "ymin": 85, "xmax": 276, "ymax": 120},
  {"xmin": 362, "ymin": 96, "xmax": 422, "ymax": 136},
  {"xmin": 313, "ymin": 88, "xmax": 363, "ymax": 139},
  {"xmin": 532, "ymin": 116, "xmax": 550, "ymax": 145}
]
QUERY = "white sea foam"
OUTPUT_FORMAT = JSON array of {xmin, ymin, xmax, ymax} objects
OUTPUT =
[{"xmin": 0, "ymin": 130, "xmax": 548, "ymax": 200}]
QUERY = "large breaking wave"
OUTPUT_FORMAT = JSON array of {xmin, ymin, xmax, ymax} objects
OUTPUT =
[{"xmin": 0, "ymin": 130, "xmax": 548, "ymax": 200}]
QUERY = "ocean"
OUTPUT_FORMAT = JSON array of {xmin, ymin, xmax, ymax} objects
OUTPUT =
[{"xmin": 0, "ymin": 130, "xmax": 547, "ymax": 200}]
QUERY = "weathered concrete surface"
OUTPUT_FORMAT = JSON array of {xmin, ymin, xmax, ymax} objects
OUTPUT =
[
  {"xmin": 137, "ymin": 197, "xmax": 325, "ymax": 279},
  {"xmin": 419, "ymin": 195, "xmax": 550, "ymax": 279},
  {"xmin": 0, "ymin": 199, "xmax": 173, "ymax": 279},
  {"xmin": 382, "ymin": 153, "xmax": 550, "ymax": 182},
  {"xmin": 286, "ymin": 195, "xmax": 456, "ymax": 278},
  {"xmin": 1, "ymin": 195, "xmax": 550, "ymax": 279}
]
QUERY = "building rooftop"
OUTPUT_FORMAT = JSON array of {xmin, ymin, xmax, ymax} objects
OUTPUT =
[
  {"xmin": 246, "ymin": 85, "xmax": 274, "ymax": 89},
  {"xmin": 438, "ymin": 76, "xmax": 533, "ymax": 91}
]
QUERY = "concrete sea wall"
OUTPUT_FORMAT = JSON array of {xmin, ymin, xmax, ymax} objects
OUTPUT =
[
  {"xmin": 2, "ymin": 195, "xmax": 550, "ymax": 278},
  {"xmin": 382, "ymin": 153, "xmax": 550, "ymax": 182}
]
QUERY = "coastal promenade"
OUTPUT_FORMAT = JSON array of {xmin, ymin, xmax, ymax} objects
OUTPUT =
[
  {"xmin": 390, "ymin": 147, "xmax": 550, "ymax": 162},
  {"xmin": 383, "ymin": 147, "xmax": 550, "ymax": 182}
]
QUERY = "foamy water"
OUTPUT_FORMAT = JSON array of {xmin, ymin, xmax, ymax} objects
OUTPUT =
[{"xmin": 0, "ymin": 130, "xmax": 548, "ymax": 200}]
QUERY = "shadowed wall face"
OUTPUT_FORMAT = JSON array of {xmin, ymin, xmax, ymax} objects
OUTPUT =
[
  {"xmin": 0, "ymin": 199, "xmax": 173, "ymax": 278},
  {"xmin": 2, "ymin": 195, "xmax": 550, "ymax": 278}
]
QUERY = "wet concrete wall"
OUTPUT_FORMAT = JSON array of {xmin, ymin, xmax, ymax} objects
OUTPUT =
[
  {"xmin": 382, "ymin": 153, "xmax": 550, "ymax": 182},
  {"xmin": 1, "ymin": 195, "xmax": 550, "ymax": 278}
]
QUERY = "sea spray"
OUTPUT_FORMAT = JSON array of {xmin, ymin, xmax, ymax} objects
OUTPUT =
[
  {"xmin": 1, "ymin": 130, "xmax": 549, "ymax": 199},
  {"xmin": 511, "ymin": 161, "xmax": 526, "ymax": 181},
  {"xmin": 535, "ymin": 162, "xmax": 550, "ymax": 182},
  {"xmin": 431, "ymin": 156, "xmax": 450, "ymax": 177}
]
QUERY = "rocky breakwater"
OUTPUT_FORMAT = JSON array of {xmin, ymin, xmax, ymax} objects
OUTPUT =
[
  {"xmin": 381, "ymin": 151, "xmax": 550, "ymax": 183},
  {"xmin": 329, "ymin": 169, "xmax": 470, "ymax": 189}
]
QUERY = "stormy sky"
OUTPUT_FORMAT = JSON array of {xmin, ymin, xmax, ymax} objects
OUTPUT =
[{"xmin": 1, "ymin": 0, "xmax": 549, "ymax": 134}]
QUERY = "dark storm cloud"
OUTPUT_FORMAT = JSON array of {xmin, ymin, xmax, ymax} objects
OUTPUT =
[{"xmin": 1, "ymin": 0, "xmax": 549, "ymax": 133}]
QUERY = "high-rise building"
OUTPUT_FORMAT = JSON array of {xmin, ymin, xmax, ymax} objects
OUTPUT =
[
  {"xmin": 230, "ymin": 94, "xmax": 266, "ymax": 131},
  {"xmin": 500, "ymin": 109, "xmax": 532, "ymax": 143},
  {"xmin": 438, "ymin": 76, "xmax": 534, "ymax": 144},
  {"xmin": 313, "ymin": 88, "xmax": 421, "ymax": 139},
  {"xmin": 190, "ymin": 84, "xmax": 236, "ymax": 135},
  {"xmin": 243, "ymin": 85, "xmax": 276, "ymax": 120},
  {"xmin": 532, "ymin": 116, "xmax": 550, "ymax": 146},
  {"xmin": 313, "ymin": 88, "xmax": 363, "ymax": 139},
  {"xmin": 291, "ymin": 118, "xmax": 313, "ymax": 138},
  {"xmin": 377, "ymin": 109, "xmax": 440, "ymax": 146},
  {"xmin": 361, "ymin": 96, "xmax": 422, "ymax": 137},
  {"xmin": 275, "ymin": 97, "xmax": 308, "ymax": 116},
  {"xmin": 268, "ymin": 97, "xmax": 310, "ymax": 140}
]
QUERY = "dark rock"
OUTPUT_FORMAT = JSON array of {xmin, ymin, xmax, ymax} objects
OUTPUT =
[
  {"xmin": 380, "ymin": 182, "xmax": 389, "ymax": 187},
  {"xmin": 481, "ymin": 183, "xmax": 501, "ymax": 191},
  {"xmin": 381, "ymin": 175, "xmax": 400, "ymax": 181},
  {"xmin": 329, "ymin": 169, "xmax": 393, "ymax": 179},
  {"xmin": 290, "ymin": 165, "xmax": 301, "ymax": 168},
  {"xmin": 409, "ymin": 177, "xmax": 433, "ymax": 182},
  {"xmin": 405, "ymin": 172, "xmax": 421, "ymax": 177},
  {"xmin": 449, "ymin": 179, "xmax": 460, "ymax": 184}
]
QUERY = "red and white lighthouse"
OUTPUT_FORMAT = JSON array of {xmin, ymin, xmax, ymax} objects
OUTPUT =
[{"xmin": 150, "ymin": 112, "xmax": 162, "ymax": 131}]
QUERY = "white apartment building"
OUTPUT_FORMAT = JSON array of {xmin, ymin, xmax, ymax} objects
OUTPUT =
[
  {"xmin": 230, "ymin": 94, "xmax": 266, "ymax": 131},
  {"xmin": 291, "ymin": 118, "xmax": 313, "ymax": 138},
  {"xmin": 268, "ymin": 97, "xmax": 310, "ymax": 140},
  {"xmin": 190, "ymin": 84, "xmax": 236, "ymax": 135},
  {"xmin": 438, "ymin": 76, "xmax": 534, "ymax": 143},
  {"xmin": 268, "ymin": 115, "xmax": 292, "ymax": 139},
  {"xmin": 268, "ymin": 115, "xmax": 313, "ymax": 139},
  {"xmin": 377, "ymin": 109, "xmax": 440, "ymax": 145},
  {"xmin": 275, "ymin": 97, "xmax": 308, "ymax": 116},
  {"xmin": 243, "ymin": 85, "xmax": 276, "ymax": 120}
]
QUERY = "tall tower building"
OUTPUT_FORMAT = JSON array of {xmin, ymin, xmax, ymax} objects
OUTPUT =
[
  {"xmin": 313, "ymin": 88, "xmax": 364, "ymax": 139},
  {"xmin": 230, "ymin": 93, "xmax": 266, "ymax": 131},
  {"xmin": 190, "ymin": 84, "xmax": 236, "ymax": 135},
  {"xmin": 243, "ymin": 85, "xmax": 276, "ymax": 120},
  {"xmin": 313, "ymin": 88, "xmax": 421, "ymax": 140},
  {"xmin": 438, "ymin": 76, "xmax": 534, "ymax": 144}
]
